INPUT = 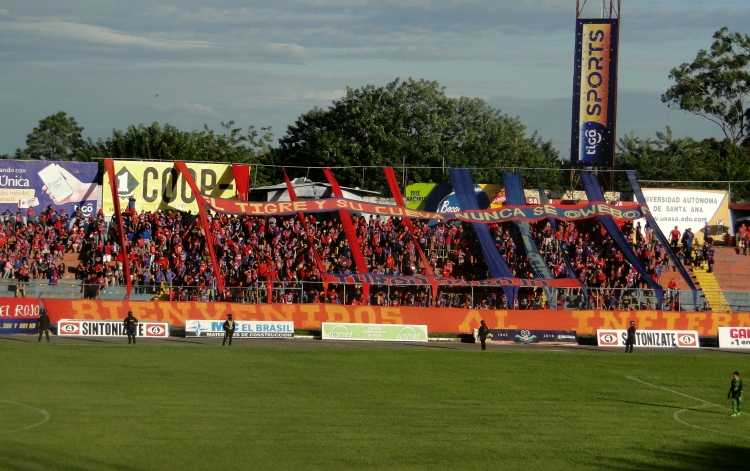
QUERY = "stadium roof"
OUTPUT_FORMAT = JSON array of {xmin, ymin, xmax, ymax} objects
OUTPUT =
[{"xmin": 250, "ymin": 177, "xmax": 380, "ymax": 202}]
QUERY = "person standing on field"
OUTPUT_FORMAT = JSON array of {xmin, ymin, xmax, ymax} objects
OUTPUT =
[
  {"xmin": 124, "ymin": 311, "xmax": 138, "ymax": 344},
  {"xmin": 728, "ymin": 371, "xmax": 744, "ymax": 417},
  {"xmin": 477, "ymin": 320, "xmax": 489, "ymax": 351},
  {"xmin": 625, "ymin": 321, "xmax": 636, "ymax": 353},
  {"xmin": 222, "ymin": 313, "xmax": 236, "ymax": 346},
  {"xmin": 38, "ymin": 308, "xmax": 51, "ymax": 342}
]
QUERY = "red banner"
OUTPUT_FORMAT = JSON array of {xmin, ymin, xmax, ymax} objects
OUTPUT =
[
  {"xmin": 384, "ymin": 167, "xmax": 433, "ymax": 277},
  {"xmin": 200, "ymin": 195, "xmax": 649, "ymax": 224},
  {"xmin": 323, "ymin": 168, "xmax": 370, "ymax": 299},
  {"xmin": 103, "ymin": 159, "xmax": 132, "ymax": 299},
  {"xmin": 0, "ymin": 298, "xmax": 42, "ymax": 318},
  {"xmin": 231, "ymin": 163, "xmax": 251, "ymax": 201},
  {"xmin": 173, "ymin": 161, "xmax": 224, "ymax": 294},
  {"xmin": 42, "ymin": 300, "xmax": 749, "ymax": 336}
]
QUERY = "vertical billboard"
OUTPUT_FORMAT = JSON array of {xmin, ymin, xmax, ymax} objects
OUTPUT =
[
  {"xmin": 0, "ymin": 161, "xmax": 99, "ymax": 218},
  {"xmin": 102, "ymin": 161, "xmax": 236, "ymax": 214},
  {"xmin": 570, "ymin": 19, "xmax": 619, "ymax": 167}
]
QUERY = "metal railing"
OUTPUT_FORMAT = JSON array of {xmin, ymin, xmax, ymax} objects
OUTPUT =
[
  {"xmin": 50, "ymin": 280, "xmax": 749, "ymax": 312},
  {"xmin": 4, "ymin": 277, "xmax": 745, "ymax": 313}
]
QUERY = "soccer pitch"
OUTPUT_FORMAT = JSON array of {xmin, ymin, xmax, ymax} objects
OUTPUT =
[{"xmin": 1, "ymin": 339, "xmax": 749, "ymax": 470}]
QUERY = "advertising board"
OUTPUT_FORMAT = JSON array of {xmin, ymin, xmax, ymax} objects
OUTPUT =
[
  {"xmin": 597, "ymin": 329, "xmax": 699, "ymax": 348},
  {"xmin": 570, "ymin": 19, "xmax": 619, "ymax": 167},
  {"xmin": 0, "ymin": 162, "xmax": 98, "ymax": 217},
  {"xmin": 637, "ymin": 188, "xmax": 729, "ymax": 243},
  {"xmin": 718, "ymin": 327, "xmax": 750, "ymax": 349},
  {"xmin": 43, "ymin": 300, "xmax": 750, "ymax": 336},
  {"xmin": 0, "ymin": 298, "xmax": 41, "ymax": 319},
  {"xmin": 404, "ymin": 183, "xmax": 507, "ymax": 212},
  {"xmin": 321, "ymin": 322, "xmax": 428, "ymax": 342},
  {"xmin": 102, "ymin": 161, "xmax": 236, "ymax": 214},
  {"xmin": 185, "ymin": 320, "xmax": 294, "ymax": 338},
  {"xmin": 57, "ymin": 319, "xmax": 169, "ymax": 337},
  {"xmin": 473, "ymin": 329, "xmax": 578, "ymax": 345},
  {"xmin": 0, "ymin": 318, "xmax": 39, "ymax": 334}
]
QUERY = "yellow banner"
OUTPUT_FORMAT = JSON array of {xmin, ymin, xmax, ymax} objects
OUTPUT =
[
  {"xmin": 102, "ymin": 161, "xmax": 235, "ymax": 214},
  {"xmin": 579, "ymin": 23, "xmax": 611, "ymax": 128}
]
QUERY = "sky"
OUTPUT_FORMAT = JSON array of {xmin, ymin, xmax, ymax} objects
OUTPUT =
[{"xmin": 1, "ymin": 0, "xmax": 748, "ymax": 159}]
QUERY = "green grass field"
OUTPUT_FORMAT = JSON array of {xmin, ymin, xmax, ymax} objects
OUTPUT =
[{"xmin": 1, "ymin": 340, "xmax": 749, "ymax": 470}]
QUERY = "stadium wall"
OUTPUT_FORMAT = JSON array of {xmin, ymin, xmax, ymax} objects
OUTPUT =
[{"xmin": 42, "ymin": 300, "xmax": 750, "ymax": 335}]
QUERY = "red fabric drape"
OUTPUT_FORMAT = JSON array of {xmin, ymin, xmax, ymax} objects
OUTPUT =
[
  {"xmin": 282, "ymin": 169, "xmax": 329, "ymax": 292},
  {"xmin": 383, "ymin": 167, "xmax": 437, "ymax": 302},
  {"xmin": 322, "ymin": 168, "xmax": 370, "ymax": 300},
  {"xmin": 383, "ymin": 167, "xmax": 433, "ymax": 276},
  {"xmin": 103, "ymin": 159, "xmax": 132, "ymax": 300},
  {"xmin": 173, "ymin": 162, "xmax": 225, "ymax": 295},
  {"xmin": 231, "ymin": 164, "xmax": 251, "ymax": 201}
]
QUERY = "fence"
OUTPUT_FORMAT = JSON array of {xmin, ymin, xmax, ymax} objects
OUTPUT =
[{"xmin": 40, "ymin": 279, "xmax": 742, "ymax": 313}]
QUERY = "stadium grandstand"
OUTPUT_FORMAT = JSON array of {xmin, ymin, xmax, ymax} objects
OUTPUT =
[{"xmin": 2, "ymin": 160, "xmax": 741, "ymax": 314}]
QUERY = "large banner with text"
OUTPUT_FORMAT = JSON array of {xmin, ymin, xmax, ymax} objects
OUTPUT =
[
  {"xmin": 570, "ymin": 19, "xmax": 619, "ymax": 167},
  {"xmin": 102, "ymin": 161, "xmax": 235, "ymax": 214},
  {"xmin": 57, "ymin": 319, "xmax": 169, "ymax": 337},
  {"xmin": 0, "ymin": 298, "xmax": 42, "ymax": 319},
  {"xmin": 41, "ymin": 300, "xmax": 750, "ymax": 336},
  {"xmin": 0, "ymin": 161, "xmax": 98, "ymax": 218},
  {"xmin": 201, "ymin": 195, "xmax": 650, "ymax": 224},
  {"xmin": 597, "ymin": 329, "xmax": 699, "ymax": 348},
  {"xmin": 637, "ymin": 188, "xmax": 729, "ymax": 243}
]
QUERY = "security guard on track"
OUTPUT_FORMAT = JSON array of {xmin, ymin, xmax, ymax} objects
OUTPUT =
[
  {"xmin": 124, "ymin": 311, "xmax": 138, "ymax": 344},
  {"xmin": 478, "ymin": 320, "xmax": 489, "ymax": 351},
  {"xmin": 222, "ymin": 313, "xmax": 236, "ymax": 346},
  {"xmin": 38, "ymin": 308, "xmax": 51, "ymax": 342},
  {"xmin": 625, "ymin": 321, "xmax": 636, "ymax": 353}
]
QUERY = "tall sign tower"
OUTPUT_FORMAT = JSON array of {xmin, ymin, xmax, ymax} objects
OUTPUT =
[{"xmin": 570, "ymin": 0, "xmax": 621, "ymax": 172}]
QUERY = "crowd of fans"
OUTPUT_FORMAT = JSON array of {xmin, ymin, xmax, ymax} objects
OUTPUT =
[{"xmin": 4, "ymin": 197, "xmax": 713, "ymax": 311}]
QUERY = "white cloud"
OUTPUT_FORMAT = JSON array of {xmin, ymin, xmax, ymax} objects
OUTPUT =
[
  {"xmin": 183, "ymin": 103, "xmax": 220, "ymax": 116},
  {"xmin": 0, "ymin": 19, "xmax": 213, "ymax": 51},
  {"xmin": 301, "ymin": 89, "xmax": 346, "ymax": 101}
]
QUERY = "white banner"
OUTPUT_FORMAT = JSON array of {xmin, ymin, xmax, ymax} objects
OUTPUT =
[
  {"xmin": 637, "ymin": 188, "xmax": 728, "ymax": 238},
  {"xmin": 185, "ymin": 320, "xmax": 294, "ymax": 338},
  {"xmin": 57, "ymin": 319, "xmax": 169, "ymax": 337},
  {"xmin": 718, "ymin": 327, "xmax": 750, "ymax": 349},
  {"xmin": 597, "ymin": 329, "xmax": 699, "ymax": 348},
  {"xmin": 321, "ymin": 322, "xmax": 428, "ymax": 342}
]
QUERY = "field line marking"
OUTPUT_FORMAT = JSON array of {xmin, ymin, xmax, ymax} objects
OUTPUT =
[
  {"xmin": 0, "ymin": 400, "xmax": 50, "ymax": 434},
  {"xmin": 627, "ymin": 376, "xmax": 748, "ymax": 437}
]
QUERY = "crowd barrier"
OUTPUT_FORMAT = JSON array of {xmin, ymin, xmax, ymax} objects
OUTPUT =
[
  {"xmin": 40, "ymin": 299, "xmax": 750, "ymax": 335},
  {"xmin": 76, "ymin": 280, "xmax": 736, "ymax": 313}
]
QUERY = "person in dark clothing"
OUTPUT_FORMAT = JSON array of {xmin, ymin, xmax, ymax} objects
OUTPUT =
[
  {"xmin": 222, "ymin": 313, "xmax": 236, "ymax": 346},
  {"xmin": 477, "ymin": 320, "xmax": 489, "ymax": 351},
  {"xmin": 123, "ymin": 311, "xmax": 138, "ymax": 344},
  {"xmin": 625, "ymin": 321, "xmax": 636, "ymax": 353},
  {"xmin": 728, "ymin": 371, "xmax": 744, "ymax": 417},
  {"xmin": 38, "ymin": 308, "xmax": 51, "ymax": 342}
]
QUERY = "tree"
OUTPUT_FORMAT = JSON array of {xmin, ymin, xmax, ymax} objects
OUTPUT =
[
  {"xmin": 80, "ymin": 121, "xmax": 276, "ymax": 185},
  {"xmin": 274, "ymin": 78, "xmax": 563, "ymax": 192},
  {"xmin": 16, "ymin": 112, "xmax": 85, "ymax": 160},
  {"xmin": 662, "ymin": 27, "xmax": 750, "ymax": 144},
  {"xmin": 616, "ymin": 127, "xmax": 750, "ymax": 202}
]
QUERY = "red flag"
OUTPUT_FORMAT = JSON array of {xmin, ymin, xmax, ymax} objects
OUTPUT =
[{"xmin": 103, "ymin": 159, "xmax": 132, "ymax": 300}]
